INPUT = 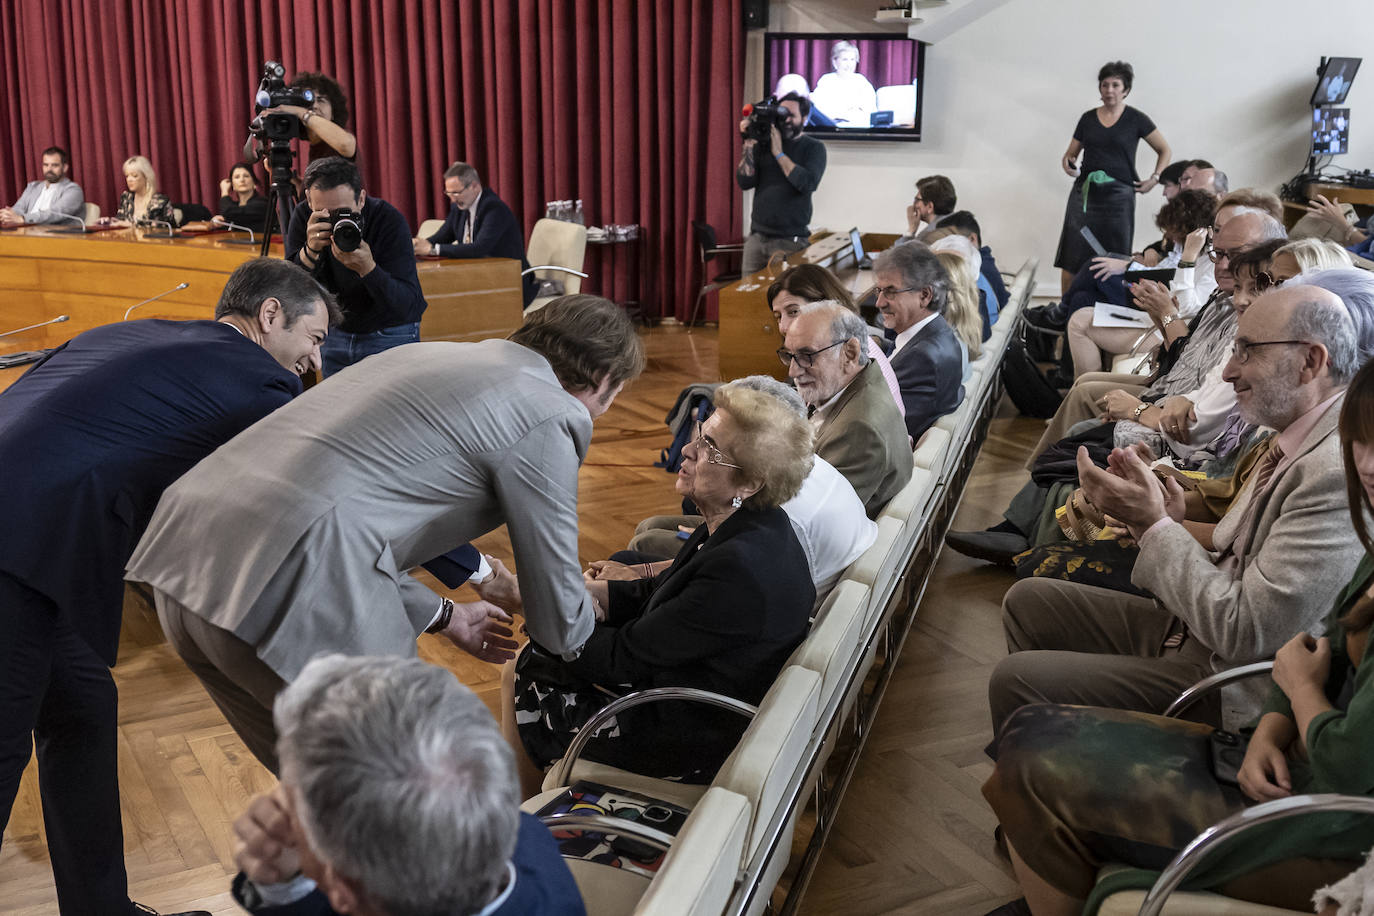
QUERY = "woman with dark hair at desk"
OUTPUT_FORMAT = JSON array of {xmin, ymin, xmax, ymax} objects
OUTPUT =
[
  {"xmin": 213, "ymin": 162, "xmax": 269, "ymax": 233},
  {"xmin": 1054, "ymin": 61, "xmax": 1171, "ymax": 294}
]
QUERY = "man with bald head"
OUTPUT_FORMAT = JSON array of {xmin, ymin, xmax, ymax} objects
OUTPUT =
[
  {"xmin": 783, "ymin": 301, "xmax": 911, "ymax": 518},
  {"xmin": 988, "ymin": 284, "xmax": 1366, "ymax": 733}
]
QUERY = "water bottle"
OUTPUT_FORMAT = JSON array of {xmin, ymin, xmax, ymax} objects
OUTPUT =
[{"xmin": 573, "ymin": 199, "xmax": 585, "ymax": 225}]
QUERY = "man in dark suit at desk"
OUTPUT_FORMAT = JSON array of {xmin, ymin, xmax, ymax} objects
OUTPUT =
[
  {"xmin": 872, "ymin": 241, "xmax": 964, "ymax": 442},
  {"xmin": 0, "ymin": 258, "xmax": 337, "ymax": 916},
  {"xmin": 412, "ymin": 161, "xmax": 538, "ymax": 306}
]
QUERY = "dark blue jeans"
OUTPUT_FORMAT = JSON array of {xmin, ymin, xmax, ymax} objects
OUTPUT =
[{"xmin": 320, "ymin": 321, "xmax": 420, "ymax": 376}]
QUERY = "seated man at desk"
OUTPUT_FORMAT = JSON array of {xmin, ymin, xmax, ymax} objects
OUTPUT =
[
  {"xmin": 0, "ymin": 146, "xmax": 85, "ymax": 227},
  {"xmin": 872, "ymin": 241, "xmax": 964, "ymax": 442},
  {"xmin": 412, "ymin": 161, "xmax": 537, "ymax": 306},
  {"xmin": 286, "ymin": 156, "xmax": 427, "ymax": 375}
]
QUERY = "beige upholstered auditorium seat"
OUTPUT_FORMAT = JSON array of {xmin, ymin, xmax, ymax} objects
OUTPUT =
[
  {"xmin": 711, "ymin": 666, "xmax": 821, "ymax": 913},
  {"xmin": 843, "ymin": 517, "xmax": 906, "ymax": 612},
  {"xmin": 1096, "ymin": 886, "xmax": 1305, "ymax": 915},
  {"xmin": 913, "ymin": 426, "xmax": 952, "ymax": 469},
  {"xmin": 878, "ymin": 466, "xmax": 935, "ymax": 526},
  {"xmin": 790, "ymin": 580, "xmax": 870, "ymax": 712},
  {"xmin": 524, "ymin": 218, "xmax": 589, "ymax": 312},
  {"xmin": 416, "ymin": 217, "xmax": 444, "ymax": 239},
  {"xmin": 634, "ymin": 787, "xmax": 753, "ymax": 915}
]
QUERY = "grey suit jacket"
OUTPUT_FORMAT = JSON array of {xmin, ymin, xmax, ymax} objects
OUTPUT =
[
  {"xmin": 1133, "ymin": 394, "xmax": 1365, "ymax": 722},
  {"xmin": 813, "ymin": 361, "xmax": 913, "ymax": 519},
  {"xmin": 127, "ymin": 340, "xmax": 598, "ymax": 681},
  {"xmin": 13, "ymin": 178, "xmax": 84, "ymax": 224}
]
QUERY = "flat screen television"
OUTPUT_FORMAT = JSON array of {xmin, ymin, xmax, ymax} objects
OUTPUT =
[
  {"xmin": 764, "ymin": 32, "xmax": 925, "ymax": 141},
  {"xmin": 1312, "ymin": 56, "xmax": 1362, "ymax": 106},
  {"xmin": 1313, "ymin": 107, "xmax": 1350, "ymax": 156}
]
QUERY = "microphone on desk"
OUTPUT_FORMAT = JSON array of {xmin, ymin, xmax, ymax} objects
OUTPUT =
[
  {"xmin": 46, "ymin": 212, "xmax": 90, "ymax": 233},
  {"xmin": 219, "ymin": 220, "xmax": 258, "ymax": 245},
  {"xmin": 140, "ymin": 219, "xmax": 176, "ymax": 238},
  {"xmin": 0, "ymin": 314, "xmax": 69, "ymax": 339},
  {"xmin": 124, "ymin": 282, "xmax": 189, "ymax": 321}
]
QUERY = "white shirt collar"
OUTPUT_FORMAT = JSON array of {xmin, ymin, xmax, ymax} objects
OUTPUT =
[
  {"xmin": 892, "ymin": 312, "xmax": 938, "ymax": 355},
  {"xmin": 475, "ymin": 862, "xmax": 517, "ymax": 916}
]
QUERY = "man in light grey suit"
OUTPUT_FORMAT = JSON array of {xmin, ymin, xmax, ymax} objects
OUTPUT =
[
  {"xmin": 0, "ymin": 146, "xmax": 85, "ymax": 226},
  {"xmin": 989, "ymin": 284, "xmax": 1367, "ymax": 733},
  {"xmin": 127, "ymin": 295, "xmax": 645, "ymax": 772}
]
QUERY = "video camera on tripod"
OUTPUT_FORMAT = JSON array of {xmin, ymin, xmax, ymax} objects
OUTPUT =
[
  {"xmin": 741, "ymin": 96, "xmax": 791, "ymax": 143},
  {"xmin": 249, "ymin": 60, "xmax": 314, "ymax": 143}
]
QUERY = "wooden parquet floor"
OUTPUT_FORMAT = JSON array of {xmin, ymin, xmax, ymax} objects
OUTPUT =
[{"xmin": 0, "ymin": 324, "xmax": 1043, "ymax": 915}]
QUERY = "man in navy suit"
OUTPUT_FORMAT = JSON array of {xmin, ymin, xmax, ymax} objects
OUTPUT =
[
  {"xmin": 0, "ymin": 258, "xmax": 337, "ymax": 916},
  {"xmin": 413, "ymin": 161, "xmax": 538, "ymax": 306},
  {"xmin": 872, "ymin": 241, "xmax": 965, "ymax": 442},
  {"xmin": 230, "ymin": 655, "xmax": 584, "ymax": 916}
]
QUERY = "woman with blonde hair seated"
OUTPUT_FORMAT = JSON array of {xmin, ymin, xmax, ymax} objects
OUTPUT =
[
  {"xmin": 505, "ymin": 385, "xmax": 816, "ymax": 789},
  {"xmin": 113, "ymin": 155, "xmax": 174, "ymax": 228},
  {"xmin": 933, "ymin": 248, "xmax": 982, "ymax": 383}
]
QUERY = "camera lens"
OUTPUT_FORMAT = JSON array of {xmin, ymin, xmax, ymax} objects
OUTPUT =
[{"xmin": 333, "ymin": 218, "xmax": 362, "ymax": 252}]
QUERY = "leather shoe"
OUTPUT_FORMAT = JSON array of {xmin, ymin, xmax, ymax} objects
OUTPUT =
[
  {"xmin": 134, "ymin": 903, "xmax": 212, "ymax": 916},
  {"xmin": 943, "ymin": 528, "xmax": 1029, "ymax": 566},
  {"xmin": 1024, "ymin": 302, "xmax": 1068, "ymax": 333}
]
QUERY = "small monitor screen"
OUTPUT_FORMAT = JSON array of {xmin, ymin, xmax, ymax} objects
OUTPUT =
[
  {"xmin": 1313, "ymin": 108, "xmax": 1350, "ymax": 156},
  {"xmin": 1312, "ymin": 56, "xmax": 1362, "ymax": 106},
  {"xmin": 849, "ymin": 227, "xmax": 865, "ymax": 260},
  {"xmin": 764, "ymin": 32, "xmax": 925, "ymax": 141}
]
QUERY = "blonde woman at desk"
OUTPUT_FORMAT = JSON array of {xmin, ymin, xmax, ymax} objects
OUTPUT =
[{"xmin": 112, "ymin": 155, "xmax": 174, "ymax": 228}]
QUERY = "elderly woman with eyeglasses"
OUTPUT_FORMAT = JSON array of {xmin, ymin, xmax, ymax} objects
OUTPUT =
[{"xmin": 506, "ymin": 385, "xmax": 816, "ymax": 788}]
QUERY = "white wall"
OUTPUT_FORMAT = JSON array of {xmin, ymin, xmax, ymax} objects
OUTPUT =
[{"xmin": 750, "ymin": 0, "xmax": 1374, "ymax": 294}]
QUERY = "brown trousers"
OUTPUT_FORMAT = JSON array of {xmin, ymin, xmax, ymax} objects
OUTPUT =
[{"xmin": 1025, "ymin": 371, "xmax": 1147, "ymax": 471}]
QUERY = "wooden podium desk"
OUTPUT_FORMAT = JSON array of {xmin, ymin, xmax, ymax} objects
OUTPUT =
[
  {"xmin": 717, "ymin": 230, "xmax": 896, "ymax": 381},
  {"xmin": 0, "ymin": 226, "xmax": 523, "ymax": 392}
]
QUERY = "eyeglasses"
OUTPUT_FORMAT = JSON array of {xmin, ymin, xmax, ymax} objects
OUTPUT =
[
  {"xmin": 444, "ymin": 184, "xmax": 474, "ymax": 199},
  {"xmin": 1208, "ymin": 246, "xmax": 1232, "ymax": 264},
  {"xmin": 777, "ymin": 339, "xmax": 845, "ymax": 369},
  {"xmin": 1230, "ymin": 339, "xmax": 1310, "ymax": 364},
  {"xmin": 691, "ymin": 420, "xmax": 740, "ymax": 469},
  {"xmin": 874, "ymin": 285, "xmax": 918, "ymax": 300},
  {"xmin": 1252, "ymin": 270, "xmax": 1276, "ymax": 293}
]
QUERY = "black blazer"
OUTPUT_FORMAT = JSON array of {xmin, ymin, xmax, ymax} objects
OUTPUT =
[
  {"xmin": 889, "ymin": 313, "xmax": 965, "ymax": 442},
  {"xmin": 0, "ymin": 320, "xmax": 299, "ymax": 663},
  {"xmin": 565, "ymin": 506, "xmax": 814, "ymax": 777},
  {"xmin": 428, "ymin": 188, "xmax": 538, "ymax": 305}
]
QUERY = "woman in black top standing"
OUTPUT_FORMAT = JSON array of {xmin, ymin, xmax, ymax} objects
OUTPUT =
[
  {"xmin": 213, "ymin": 162, "xmax": 269, "ymax": 233},
  {"xmin": 1055, "ymin": 61, "xmax": 1171, "ymax": 292}
]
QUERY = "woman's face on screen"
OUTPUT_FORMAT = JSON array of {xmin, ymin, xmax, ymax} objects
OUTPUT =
[
  {"xmin": 124, "ymin": 167, "xmax": 145, "ymax": 193},
  {"xmin": 833, "ymin": 49, "xmax": 858, "ymax": 74}
]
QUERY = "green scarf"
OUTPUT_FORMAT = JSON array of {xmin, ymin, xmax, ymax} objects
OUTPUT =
[{"xmin": 1081, "ymin": 169, "xmax": 1116, "ymax": 212}]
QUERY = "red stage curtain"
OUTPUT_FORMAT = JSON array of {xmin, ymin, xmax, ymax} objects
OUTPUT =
[{"xmin": 0, "ymin": 0, "xmax": 743, "ymax": 320}]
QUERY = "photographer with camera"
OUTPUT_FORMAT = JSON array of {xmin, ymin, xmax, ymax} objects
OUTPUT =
[
  {"xmin": 286, "ymin": 157, "xmax": 426, "ymax": 375},
  {"xmin": 736, "ymin": 92, "xmax": 827, "ymax": 274}
]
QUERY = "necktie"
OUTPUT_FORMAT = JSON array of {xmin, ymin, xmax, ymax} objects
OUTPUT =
[
  {"xmin": 463, "ymin": 213, "xmax": 473, "ymax": 244},
  {"xmin": 1222, "ymin": 441, "xmax": 1284, "ymax": 569}
]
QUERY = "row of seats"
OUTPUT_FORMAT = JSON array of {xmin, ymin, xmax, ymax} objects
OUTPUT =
[{"xmin": 518, "ymin": 258, "xmax": 1041, "ymax": 916}]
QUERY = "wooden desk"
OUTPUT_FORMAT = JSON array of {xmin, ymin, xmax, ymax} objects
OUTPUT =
[
  {"xmin": 1282, "ymin": 181, "xmax": 1374, "ymax": 228},
  {"xmin": 0, "ymin": 227, "xmax": 524, "ymax": 391},
  {"xmin": 717, "ymin": 230, "xmax": 895, "ymax": 380}
]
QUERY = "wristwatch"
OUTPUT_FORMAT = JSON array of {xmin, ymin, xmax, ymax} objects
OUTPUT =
[
  {"xmin": 1159, "ymin": 313, "xmax": 1179, "ymax": 330},
  {"xmin": 1178, "ymin": 260, "xmax": 1196, "ymax": 268},
  {"xmin": 1132, "ymin": 402, "xmax": 1150, "ymax": 420}
]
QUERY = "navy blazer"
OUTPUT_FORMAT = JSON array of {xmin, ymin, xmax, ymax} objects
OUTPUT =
[
  {"xmin": 889, "ymin": 314, "xmax": 965, "ymax": 442},
  {"xmin": 0, "ymin": 320, "xmax": 299, "ymax": 664},
  {"xmin": 428, "ymin": 188, "xmax": 538, "ymax": 305},
  {"xmin": 232, "ymin": 813, "xmax": 586, "ymax": 915}
]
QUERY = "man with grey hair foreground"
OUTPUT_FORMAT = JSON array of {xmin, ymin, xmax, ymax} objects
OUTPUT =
[
  {"xmin": 783, "ymin": 301, "xmax": 912, "ymax": 518},
  {"xmin": 622, "ymin": 373, "xmax": 877, "ymax": 602},
  {"xmin": 231, "ymin": 654, "xmax": 584, "ymax": 915},
  {"xmin": 989, "ymin": 284, "xmax": 1367, "ymax": 734},
  {"xmin": 871, "ymin": 242, "xmax": 964, "ymax": 440}
]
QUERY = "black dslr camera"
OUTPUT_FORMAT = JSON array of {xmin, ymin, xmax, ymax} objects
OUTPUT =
[
  {"xmin": 742, "ymin": 96, "xmax": 790, "ymax": 143},
  {"xmin": 327, "ymin": 208, "xmax": 365, "ymax": 252},
  {"xmin": 250, "ymin": 60, "xmax": 314, "ymax": 142}
]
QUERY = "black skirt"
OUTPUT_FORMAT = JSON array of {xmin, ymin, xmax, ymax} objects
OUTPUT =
[{"xmin": 1054, "ymin": 176, "xmax": 1136, "ymax": 273}]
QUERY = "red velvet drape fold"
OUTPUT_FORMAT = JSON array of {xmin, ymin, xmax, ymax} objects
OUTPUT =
[{"xmin": 0, "ymin": 0, "xmax": 743, "ymax": 320}]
